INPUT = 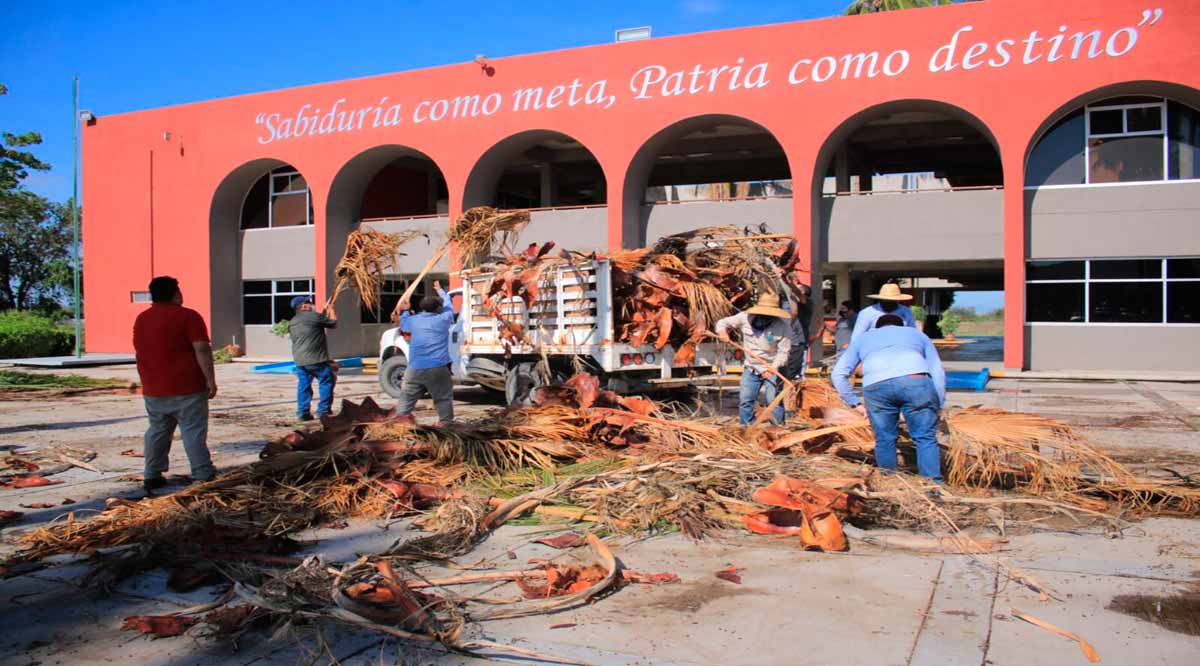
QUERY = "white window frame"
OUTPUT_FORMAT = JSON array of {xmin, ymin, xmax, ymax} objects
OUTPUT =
[
  {"xmin": 266, "ymin": 170, "xmax": 312, "ymax": 228},
  {"xmin": 242, "ymin": 278, "xmax": 315, "ymax": 326},
  {"xmin": 1083, "ymin": 100, "xmax": 1167, "ymax": 185},
  {"xmin": 1025, "ymin": 257, "xmax": 1200, "ymax": 325}
]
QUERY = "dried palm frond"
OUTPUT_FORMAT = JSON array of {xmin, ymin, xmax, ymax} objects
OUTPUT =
[
  {"xmin": 329, "ymin": 228, "xmax": 426, "ymax": 310},
  {"xmin": 449, "ymin": 207, "xmax": 531, "ymax": 268}
]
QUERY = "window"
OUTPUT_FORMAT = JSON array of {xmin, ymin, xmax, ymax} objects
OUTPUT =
[
  {"xmin": 1026, "ymin": 98, "xmax": 1200, "ymax": 187},
  {"xmin": 240, "ymin": 167, "xmax": 313, "ymax": 229},
  {"xmin": 130, "ymin": 291, "xmax": 152, "ymax": 303},
  {"xmin": 1086, "ymin": 100, "xmax": 1166, "ymax": 183},
  {"xmin": 1025, "ymin": 258, "xmax": 1200, "ymax": 324},
  {"xmin": 243, "ymin": 278, "xmax": 314, "ymax": 325},
  {"xmin": 361, "ymin": 278, "xmax": 426, "ymax": 324}
]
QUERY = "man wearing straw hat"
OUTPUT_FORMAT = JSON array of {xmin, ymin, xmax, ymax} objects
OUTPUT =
[
  {"xmin": 850, "ymin": 282, "xmax": 917, "ymax": 341},
  {"xmin": 832, "ymin": 313, "xmax": 946, "ymax": 482},
  {"xmin": 290, "ymin": 296, "xmax": 338, "ymax": 421},
  {"xmin": 716, "ymin": 292, "xmax": 793, "ymax": 425}
]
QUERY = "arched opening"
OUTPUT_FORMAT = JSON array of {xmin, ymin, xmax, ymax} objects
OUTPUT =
[
  {"xmin": 813, "ymin": 100, "xmax": 1004, "ymax": 359},
  {"xmin": 324, "ymin": 146, "xmax": 450, "ymax": 355},
  {"xmin": 463, "ymin": 130, "xmax": 608, "ymax": 251},
  {"xmin": 209, "ymin": 159, "xmax": 317, "ymax": 358},
  {"xmin": 623, "ymin": 114, "xmax": 791, "ymax": 248},
  {"xmin": 1022, "ymin": 82, "xmax": 1200, "ymax": 372}
]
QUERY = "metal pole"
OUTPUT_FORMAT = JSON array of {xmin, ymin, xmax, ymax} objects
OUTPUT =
[{"xmin": 72, "ymin": 76, "xmax": 82, "ymax": 358}]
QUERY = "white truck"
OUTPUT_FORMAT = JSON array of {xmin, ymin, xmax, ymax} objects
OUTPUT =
[{"xmin": 377, "ymin": 259, "xmax": 732, "ymax": 403}]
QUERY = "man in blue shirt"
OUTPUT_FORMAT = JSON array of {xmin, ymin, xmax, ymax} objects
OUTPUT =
[
  {"xmin": 832, "ymin": 314, "xmax": 946, "ymax": 481},
  {"xmin": 395, "ymin": 280, "xmax": 456, "ymax": 425},
  {"xmin": 850, "ymin": 282, "xmax": 917, "ymax": 342}
]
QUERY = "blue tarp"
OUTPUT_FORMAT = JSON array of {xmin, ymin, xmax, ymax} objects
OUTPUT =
[{"xmin": 252, "ymin": 357, "xmax": 365, "ymax": 374}]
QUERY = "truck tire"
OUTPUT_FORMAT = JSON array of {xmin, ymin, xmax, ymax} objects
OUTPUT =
[
  {"xmin": 378, "ymin": 354, "xmax": 408, "ymax": 399},
  {"xmin": 504, "ymin": 362, "xmax": 549, "ymax": 406}
]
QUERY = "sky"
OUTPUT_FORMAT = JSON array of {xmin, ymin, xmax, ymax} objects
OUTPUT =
[{"xmin": 1, "ymin": 0, "xmax": 854, "ymax": 203}]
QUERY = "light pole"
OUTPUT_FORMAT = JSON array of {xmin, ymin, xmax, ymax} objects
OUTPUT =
[{"xmin": 71, "ymin": 77, "xmax": 82, "ymax": 358}]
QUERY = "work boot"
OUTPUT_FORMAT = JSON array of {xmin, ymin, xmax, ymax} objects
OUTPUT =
[
  {"xmin": 142, "ymin": 476, "xmax": 167, "ymax": 493},
  {"xmin": 298, "ymin": 412, "xmax": 314, "ymax": 422}
]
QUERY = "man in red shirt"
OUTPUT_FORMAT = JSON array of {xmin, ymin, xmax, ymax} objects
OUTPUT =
[{"xmin": 132, "ymin": 276, "xmax": 218, "ymax": 492}]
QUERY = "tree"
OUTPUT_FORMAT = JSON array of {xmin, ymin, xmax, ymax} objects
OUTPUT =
[
  {"xmin": 0, "ymin": 83, "xmax": 74, "ymax": 313},
  {"xmin": 0, "ymin": 193, "xmax": 72, "ymax": 310},
  {"xmin": 0, "ymin": 83, "xmax": 51, "ymax": 192},
  {"xmin": 845, "ymin": 0, "xmax": 954, "ymax": 15}
]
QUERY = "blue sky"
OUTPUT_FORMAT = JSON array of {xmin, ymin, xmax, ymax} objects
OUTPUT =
[{"xmin": 1, "ymin": 0, "xmax": 853, "ymax": 202}]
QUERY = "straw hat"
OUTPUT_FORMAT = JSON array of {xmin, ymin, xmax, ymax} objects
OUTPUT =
[
  {"xmin": 868, "ymin": 283, "xmax": 913, "ymax": 302},
  {"xmin": 745, "ymin": 292, "xmax": 792, "ymax": 319}
]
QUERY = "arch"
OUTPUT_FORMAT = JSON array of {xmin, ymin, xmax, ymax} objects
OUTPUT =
[
  {"xmin": 1023, "ymin": 81, "xmax": 1200, "ymax": 187},
  {"xmin": 1024, "ymin": 80, "xmax": 1200, "ymax": 165},
  {"xmin": 811, "ymin": 100, "xmax": 1005, "ymax": 355},
  {"xmin": 462, "ymin": 130, "xmax": 606, "ymax": 210},
  {"xmin": 208, "ymin": 158, "xmax": 291, "ymax": 351},
  {"xmin": 622, "ymin": 114, "xmax": 792, "ymax": 248},
  {"xmin": 324, "ymin": 145, "xmax": 451, "ymax": 352}
]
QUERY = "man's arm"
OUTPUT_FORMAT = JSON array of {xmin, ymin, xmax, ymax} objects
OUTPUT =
[
  {"xmin": 923, "ymin": 335, "xmax": 947, "ymax": 407},
  {"xmin": 193, "ymin": 341, "xmax": 217, "ymax": 399},
  {"xmin": 435, "ymin": 280, "xmax": 452, "ymax": 313},
  {"xmin": 714, "ymin": 312, "xmax": 744, "ymax": 340},
  {"xmin": 320, "ymin": 310, "xmax": 338, "ymax": 328},
  {"xmin": 831, "ymin": 337, "xmax": 863, "ymax": 408},
  {"xmin": 903, "ymin": 306, "xmax": 917, "ymax": 328}
]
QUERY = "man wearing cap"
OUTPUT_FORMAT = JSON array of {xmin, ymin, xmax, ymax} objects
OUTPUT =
[
  {"xmin": 289, "ymin": 296, "xmax": 338, "ymax": 421},
  {"xmin": 850, "ymin": 282, "xmax": 917, "ymax": 341},
  {"xmin": 716, "ymin": 292, "xmax": 793, "ymax": 425},
  {"xmin": 832, "ymin": 313, "xmax": 946, "ymax": 482}
]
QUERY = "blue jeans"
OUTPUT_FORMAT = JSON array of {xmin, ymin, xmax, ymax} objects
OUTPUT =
[
  {"xmin": 739, "ymin": 368, "xmax": 785, "ymax": 425},
  {"xmin": 863, "ymin": 374, "xmax": 942, "ymax": 481},
  {"xmin": 296, "ymin": 362, "xmax": 337, "ymax": 418}
]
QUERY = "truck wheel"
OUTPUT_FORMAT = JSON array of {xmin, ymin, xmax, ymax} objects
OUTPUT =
[
  {"xmin": 504, "ymin": 362, "xmax": 548, "ymax": 406},
  {"xmin": 379, "ymin": 355, "xmax": 408, "ymax": 399}
]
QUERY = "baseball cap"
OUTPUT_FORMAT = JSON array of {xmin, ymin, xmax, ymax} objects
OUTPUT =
[{"xmin": 290, "ymin": 295, "xmax": 314, "ymax": 309}]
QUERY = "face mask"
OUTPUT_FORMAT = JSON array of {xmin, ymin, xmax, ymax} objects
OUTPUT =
[{"xmin": 750, "ymin": 315, "xmax": 772, "ymax": 331}]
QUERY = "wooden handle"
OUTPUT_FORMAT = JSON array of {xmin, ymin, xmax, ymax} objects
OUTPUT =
[{"xmin": 389, "ymin": 244, "xmax": 451, "ymax": 321}]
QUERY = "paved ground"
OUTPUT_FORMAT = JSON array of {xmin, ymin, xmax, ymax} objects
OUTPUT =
[{"xmin": 1, "ymin": 363, "xmax": 1198, "ymax": 665}]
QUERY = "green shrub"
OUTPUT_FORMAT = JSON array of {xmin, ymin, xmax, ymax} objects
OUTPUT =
[
  {"xmin": 271, "ymin": 319, "xmax": 291, "ymax": 338},
  {"xmin": 938, "ymin": 311, "xmax": 963, "ymax": 336},
  {"xmin": 0, "ymin": 311, "xmax": 74, "ymax": 359},
  {"xmin": 0, "ymin": 370, "xmax": 123, "ymax": 389},
  {"xmin": 910, "ymin": 305, "xmax": 926, "ymax": 324},
  {"xmin": 212, "ymin": 347, "xmax": 233, "ymax": 364}
]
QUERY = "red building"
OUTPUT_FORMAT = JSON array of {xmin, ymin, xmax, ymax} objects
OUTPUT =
[{"xmin": 82, "ymin": 0, "xmax": 1200, "ymax": 370}]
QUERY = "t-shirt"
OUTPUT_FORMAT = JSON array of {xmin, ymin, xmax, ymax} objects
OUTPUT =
[
  {"xmin": 289, "ymin": 310, "xmax": 337, "ymax": 367},
  {"xmin": 132, "ymin": 303, "xmax": 210, "ymax": 397},
  {"xmin": 399, "ymin": 288, "xmax": 455, "ymax": 370}
]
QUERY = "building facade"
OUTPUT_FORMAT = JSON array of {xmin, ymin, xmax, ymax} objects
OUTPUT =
[{"xmin": 82, "ymin": 0, "xmax": 1200, "ymax": 371}]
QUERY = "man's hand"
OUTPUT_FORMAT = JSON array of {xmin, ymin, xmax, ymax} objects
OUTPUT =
[
  {"xmin": 207, "ymin": 381, "xmax": 218, "ymax": 400},
  {"xmin": 716, "ymin": 332, "xmax": 732, "ymax": 344},
  {"xmin": 397, "ymin": 299, "xmax": 411, "ymax": 313},
  {"xmin": 853, "ymin": 404, "xmax": 867, "ymax": 418},
  {"xmin": 433, "ymin": 279, "xmax": 443, "ymax": 293}
]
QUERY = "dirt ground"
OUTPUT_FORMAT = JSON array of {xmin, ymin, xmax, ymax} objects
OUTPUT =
[{"xmin": 0, "ymin": 362, "xmax": 1198, "ymax": 665}]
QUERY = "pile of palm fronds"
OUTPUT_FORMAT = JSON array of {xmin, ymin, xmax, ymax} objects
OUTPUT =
[
  {"xmin": 328, "ymin": 228, "xmax": 427, "ymax": 310},
  {"xmin": 466, "ymin": 225, "xmax": 804, "ymax": 366},
  {"xmin": 5, "ymin": 375, "xmax": 1200, "ymax": 656},
  {"xmin": 448, "ymin": 206, "xmax": 531, "ymax": 269}
]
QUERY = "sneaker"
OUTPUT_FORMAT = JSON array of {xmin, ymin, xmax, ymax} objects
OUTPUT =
[{"xmin": 143, "ymin": 476, "xmax": 167, "ymax": 492}]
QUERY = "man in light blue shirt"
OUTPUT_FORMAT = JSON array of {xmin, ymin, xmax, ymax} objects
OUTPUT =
[
  {"xmin": 833, "ymin": 314, "xmax": 946, "ymax": 481},
  {"xmin": 395, "ymin": 281, "xmax": 456, "ymax": 424},
  {"xmin": 850, "ymin": 282, "xmax": 917, "ymax": 342}
]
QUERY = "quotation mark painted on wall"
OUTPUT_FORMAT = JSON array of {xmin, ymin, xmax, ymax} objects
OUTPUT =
[{"xmin": 1139, "ymin": 8, "xmax": 1163, "ymax": 26}]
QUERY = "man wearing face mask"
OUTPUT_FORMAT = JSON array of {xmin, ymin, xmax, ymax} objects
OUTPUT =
[
  {"xmin": 715, "ymin": 292, "xmax": 793, "ymax": 425},
  {"xmin": 850, "ymin": 282, "xmax": 917, "ymax": 342}
]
